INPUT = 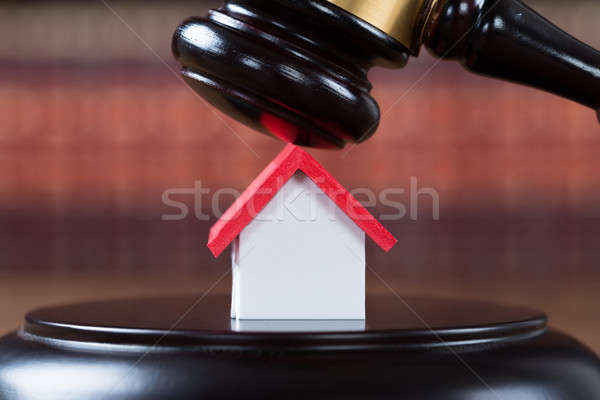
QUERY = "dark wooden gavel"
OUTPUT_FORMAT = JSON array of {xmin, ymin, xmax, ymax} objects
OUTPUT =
[{"xmin": 172, "ymin": 0, "xmax": 600, "ymax": 149}]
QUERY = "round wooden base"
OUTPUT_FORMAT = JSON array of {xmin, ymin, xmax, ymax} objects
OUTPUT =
[{"xmin": 0, "ymin": 295, "xmax": 599, "ymax": 399}]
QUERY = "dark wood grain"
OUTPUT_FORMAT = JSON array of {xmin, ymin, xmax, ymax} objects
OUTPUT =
[
  {"xmin": 425, "ymin": 0, "xmax": 600, "ymax": 111},
  {"xmin": 21, "ymin": 295, "xmax": 546, "ymax": 348},
  {"xmin": 172, "ymin": 0, "xmax": 600, "ymax": 148},
  {"xmin": 172, "ymin": 0, "xmax": 409, "ymax": 148},
  {"xmin": 1, "ymin": 293, "xmax": 599, "ymax": 399}
]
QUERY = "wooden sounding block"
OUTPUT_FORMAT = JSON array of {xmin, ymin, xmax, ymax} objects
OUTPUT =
[{"xmin": 2, "ymin": 295, "xmax": 600, "ymax": 399}]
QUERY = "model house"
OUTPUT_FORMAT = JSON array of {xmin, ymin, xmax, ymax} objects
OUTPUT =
[{"xmin": 208, "ymin": 144, "xmax": 397, "ymax": 320}]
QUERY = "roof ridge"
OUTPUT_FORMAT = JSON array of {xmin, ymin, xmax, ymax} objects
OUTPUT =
[{"xmin": 208, "ymin": 144, "xmax": 397, "ymax": 257}]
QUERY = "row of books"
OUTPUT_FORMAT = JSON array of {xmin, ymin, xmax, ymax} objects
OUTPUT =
[{"xmin": 1, "ymin": 0, "xmax": 598, "ymax": 65}]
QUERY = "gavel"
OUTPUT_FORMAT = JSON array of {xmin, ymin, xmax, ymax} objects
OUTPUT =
[{"xmin": 172, "ymin": 0, "xmax": 600, "ymax": 149}]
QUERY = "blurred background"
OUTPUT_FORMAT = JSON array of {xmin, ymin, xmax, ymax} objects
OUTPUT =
[{"xmin": 1, "ymin": 0, "xmax": 599, "ymax": 351}]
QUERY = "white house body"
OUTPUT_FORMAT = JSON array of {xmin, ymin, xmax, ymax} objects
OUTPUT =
[{"xmin": 231, "ymin": 172, "xmax": 366, "ymax": 320}]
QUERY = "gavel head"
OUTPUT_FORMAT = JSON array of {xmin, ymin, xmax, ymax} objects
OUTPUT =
[{"xmin": 172, "ymin": 0, "xmax": 429, "ymax": 149}]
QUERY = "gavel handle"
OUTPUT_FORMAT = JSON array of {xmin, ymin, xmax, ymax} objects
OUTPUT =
[{"xmin": 424, "ymin": 0, "xmax": 600, "ymax": 120}]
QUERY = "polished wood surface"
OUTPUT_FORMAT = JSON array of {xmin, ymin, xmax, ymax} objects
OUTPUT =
[
  {"xmin": 1, "ymin": 293, "xmax": 599, "ymax": 398},
  {"xmin": 22, "ymin": 295, "xmax": 546, "ymax": 347},
  {"xmin": 1, "ymin": 273, "xmax": 599, "ymax": 354},
  {"xmin": 173, "ymin": 0, "xmax": 409, "ymax": 148},
  {"xmin": 425, "ymin": 0, "xmax": 600, "ymax": 111}
]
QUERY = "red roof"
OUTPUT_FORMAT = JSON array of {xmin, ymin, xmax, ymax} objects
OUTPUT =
[{"xmin": 208, "ymin": 144, "xmax": 397, "ymax": 257}]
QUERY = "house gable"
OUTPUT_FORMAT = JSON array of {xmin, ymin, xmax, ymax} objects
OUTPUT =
[{"xmin": 208, "ymin": 144, "xmax": 397, "ymax": 257}]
